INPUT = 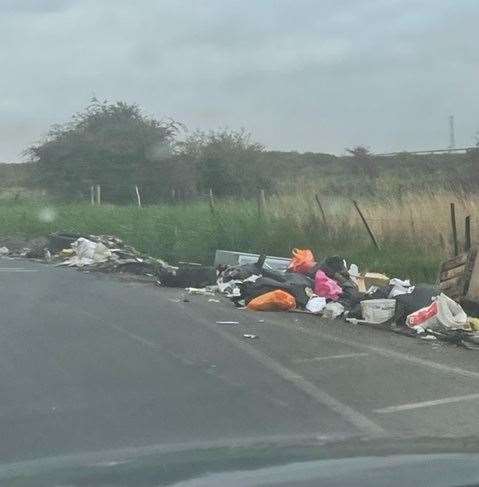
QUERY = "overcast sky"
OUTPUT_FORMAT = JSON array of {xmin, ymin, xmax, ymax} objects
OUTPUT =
[{"xmin": 0, "ymin": 0, "xmax": 478, "ymax": 161}]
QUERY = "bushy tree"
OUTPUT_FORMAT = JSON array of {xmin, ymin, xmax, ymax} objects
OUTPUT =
[
  {"xmin": 26, "ymin": 98, "xmax": 188, "ymax": 202},
  {"xmin": 346, "ymin": 145, "xmax": 378, "ymax": 179},
  {"xmin": 178, "ymin": 129, "xmax": 272, "ymax": 197}
]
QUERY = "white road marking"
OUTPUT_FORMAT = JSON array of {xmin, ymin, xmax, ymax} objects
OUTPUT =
[
  {"xmin": 80, "ymin": 305, "xmax": 385, "ymax": 436},
  {"xmin": 0, "ymin": 268, "xmax": 39, "ymax": 272},
  {"xmin": 270, "ymin": 320, "xmax": 479, "ymax": 380},
  {"xmin": 294, "ymin": 352, "xmax": 369, "ymax": 363},
  {"xmin": 375, "ymin": 393, "xmax": 479, "ymax": 414},
  {"xmin": 177, "ymin": 306, "xmax": 386, "ymax": 437}
]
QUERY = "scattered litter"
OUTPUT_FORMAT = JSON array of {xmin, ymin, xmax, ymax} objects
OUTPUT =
[
  {"xmin": 184, "ymin": 287, "xmax": 216, "ymax": 296},
  {"xmin": 289, "ymin": 309, "xmax": 313, "ymax": 314},
  {"xmin": 322, "ymin": 302, "xmax": 345, "ymax": 319},
  {"xmin": 346, "ymin": 318, "xmax": 360, "ymax": 325},
  {"xmin": 419, "ymin": 335, "xmax": 437, "ymax": 341},
  {"xmin": 11, "ymin": 228, "xmax": 479, "ymax": 352},
  {"xmin": 6, "ymin": 231, "xmax": 218, "ymax": 288},
  {"xmin": 0, "ymin": 247, "xmax": 9, "ymax": 256}
]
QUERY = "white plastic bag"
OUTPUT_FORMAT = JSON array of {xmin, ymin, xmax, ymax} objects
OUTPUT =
[
  {"xmin": 61, "ymin": 238, "xmax": 111, "ymax": 267},
  {"xmin": 348, "ymin": 263, "xmax": 360, "ymax": 283},
  {"xmin": 322, "ymin": 302, "xmax": 345, "ymax": 319},
  {"xmin": 388, "ymin": 278, "xmax": 414, "ymax": 298},
  {"xmin": 406, "ymin": 293, "xmax": 468, "ymax": 331},
  {"xmin": 306, "ymin": 296, "xmax": 327, "ymax": 314}
]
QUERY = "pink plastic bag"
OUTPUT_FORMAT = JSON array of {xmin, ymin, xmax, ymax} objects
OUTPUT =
[{"xmin": 314, "ymin": 270, "xmax": 342, "ymax": 301}]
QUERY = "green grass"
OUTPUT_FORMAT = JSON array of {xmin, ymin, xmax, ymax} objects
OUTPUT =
[{"xmin": 0, "ymin": 199, "xmax": 443, "ymax": 283}]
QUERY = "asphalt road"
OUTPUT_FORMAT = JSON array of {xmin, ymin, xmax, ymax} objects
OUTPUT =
[{"xmin": 2, "ymin": 258, "xmax": 479, "ymax": 464}]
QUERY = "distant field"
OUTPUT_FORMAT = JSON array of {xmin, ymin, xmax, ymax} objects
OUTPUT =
[{"xmin": 0, "ymin": 187, "xmax": 470, "ymax": 283}]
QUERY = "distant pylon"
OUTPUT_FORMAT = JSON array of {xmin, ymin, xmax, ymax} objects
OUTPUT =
[{"xmin": 449, "ymin": 115, "xmax": 456, "ymax": 150}]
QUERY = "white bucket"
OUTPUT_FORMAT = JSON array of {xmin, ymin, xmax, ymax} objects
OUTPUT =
[{"xmin": 360, "ymin": 299, "xmax": 396, "ymax": 324}]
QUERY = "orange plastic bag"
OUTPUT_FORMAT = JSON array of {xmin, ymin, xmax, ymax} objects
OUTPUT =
[
  {"xmin": 288, "ymin": 248, "xmax": 316, "ymax": 274},
  {"xmin": 247, "ymin": 290, "xmax": 296, "ymax": 311}
]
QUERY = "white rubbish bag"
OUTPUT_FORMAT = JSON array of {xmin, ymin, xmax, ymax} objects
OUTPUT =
[
  {"xmin": 406, "ymin": 293, "xmax": 468, "ymax": 332},
  {"xmin": 61, "ymin": 238, "xmax": 111, "ymax": 267},
  {"xmin": 388, "ymin": 278, "xmax": 414, "ymax": 298},
  {"xmin": 306, "ymin": 296, "xmax": 327, "ymax": 314}
]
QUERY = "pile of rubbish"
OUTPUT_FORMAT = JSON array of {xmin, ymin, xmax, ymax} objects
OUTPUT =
[
  {"xmin": 4, "ymin": 232, "xmax": 479, "ymax": 349},
  {"xmin": 217, "ymin": 248, "xmax": 479, "ymax": 349},
  {"xmin": 0, "ymin": 232, "xmax": 215, "ymax": 288}
]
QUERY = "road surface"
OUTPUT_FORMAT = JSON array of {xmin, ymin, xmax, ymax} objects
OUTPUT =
[{"xmin": 1, "ymin": 258, "xmax": 479, "ymax": 464}]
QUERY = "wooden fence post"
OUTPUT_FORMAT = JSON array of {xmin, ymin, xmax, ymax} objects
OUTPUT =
[
  {"xmin": 465, "ymin": 215, "xmax": 471, "ymax": 252},
  {"xmin": 450, "ymin": 202, "xmax": 458, "ymax": 256},
  {"xmin": 352, "ymin": 200, "xmax": 379, "ymax": 250},
  {"xmin": 208, "ymin": 188, "xmax": 215, "ymax": 214},
  {"xmin": 90, "ymin": 185, "xmax": 95, "ymax": 206},
  {"xmin": 96, "ymin": 185, "xmax": 101, "ymax": 205},
  {"xmin": 257, "ymin": 189, "xmax": 266, "ymax": 217},
  {"xmin": 134, "ymin": 185, "xmax": 142, "ymax": 207},
  {"xmin": 314, "ymin": 194, "xmax": 327, "ymax": 225}
]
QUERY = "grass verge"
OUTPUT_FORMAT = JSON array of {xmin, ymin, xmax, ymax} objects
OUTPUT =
[{"xmin": 0, "ymin": 191, "xmax": 458, "ymax": 283}]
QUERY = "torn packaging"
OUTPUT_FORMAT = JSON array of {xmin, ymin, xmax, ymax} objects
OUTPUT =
[
  {"xmin": 406, "ymin": 293, "xmax": 468, "ymax": 332},
  {"xmin": 59, "ymin": 238, "xmax": 111, "ymax": 267}
]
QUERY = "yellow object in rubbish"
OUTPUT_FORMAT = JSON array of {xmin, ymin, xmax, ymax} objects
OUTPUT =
[
  {"xmin": 356, "ymin": 276, "xmax": 366, "ymax": 292},
  {"xmin": 468, "ymin": 317, "xmax": 479, "ymax": 331},
  {"xmin": 59, "ymin": 248, "xmax": 74, "ymax": 257},
  {"xmin": 363, "ymin": 272, "xmax": 389, "ymax": 289}
]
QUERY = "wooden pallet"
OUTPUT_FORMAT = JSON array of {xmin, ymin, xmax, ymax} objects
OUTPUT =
[{"xmin": 437, "ymin": 247, "xmax": 478, "ymax": 304}]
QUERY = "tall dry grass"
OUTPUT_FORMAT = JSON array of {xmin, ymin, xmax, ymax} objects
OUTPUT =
[{"xmin": 269, "ymin": 187, "xmax": 475, "ymax": 255}]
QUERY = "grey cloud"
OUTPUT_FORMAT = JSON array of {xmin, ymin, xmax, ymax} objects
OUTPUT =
[{"xmin": 0, "ymin": 0, "xmax": 478, "ymax": 161}]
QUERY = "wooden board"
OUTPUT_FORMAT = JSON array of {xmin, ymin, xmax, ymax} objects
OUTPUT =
[
  {"xmin": 440, "ymin": 265, "xmax": 467, "ymax": 281},
  {"xmin": 440, "ymin": 253, "xmax": 468, "ymax": 272},
  {"xmin": 465, "ymin": 248, "xmax": 479, "ymax": 304},
  {"xmin": 437, "ymin": 248, "xmax": 478, "ymax": 304},
  {"xmin": 439, "ymin": 276, "xmax": 463, "ymax": 291}
]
